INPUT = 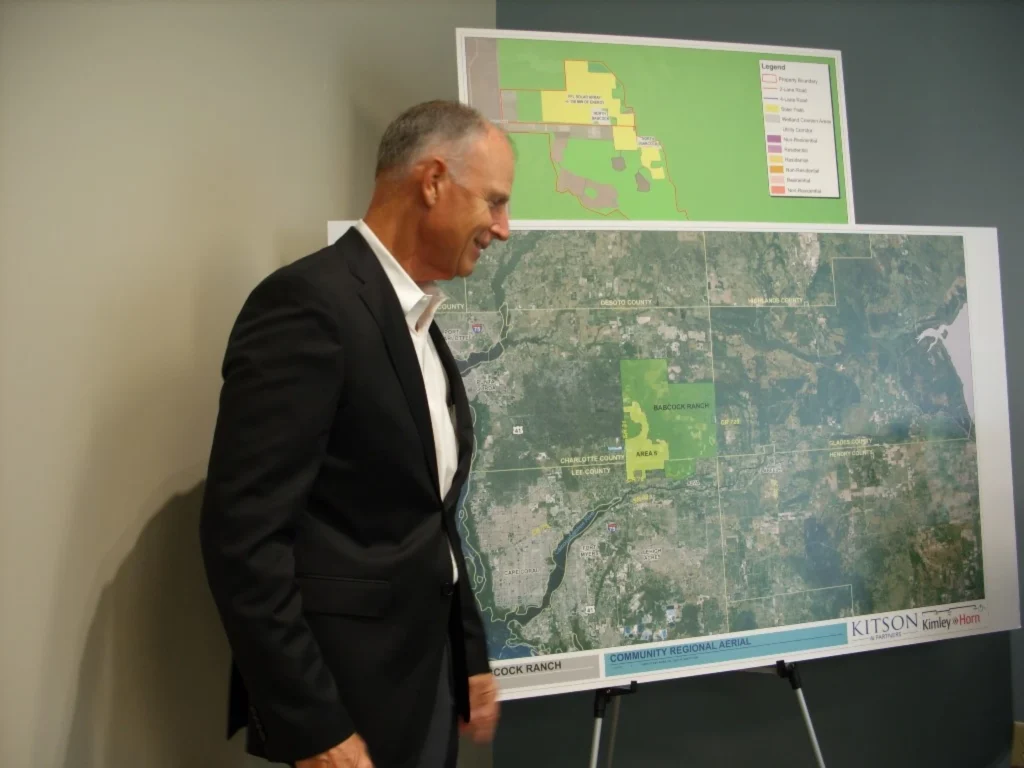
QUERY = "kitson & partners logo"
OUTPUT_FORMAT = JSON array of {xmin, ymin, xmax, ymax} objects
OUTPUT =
[{"xmin": 849, "ymin": 612, "xmax": 920, "ymax": 643}]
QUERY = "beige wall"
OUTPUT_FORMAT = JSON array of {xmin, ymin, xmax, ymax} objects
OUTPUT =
[{"xmin": 0, "ymin": 1, "xmax": 495, "ymax": 765}]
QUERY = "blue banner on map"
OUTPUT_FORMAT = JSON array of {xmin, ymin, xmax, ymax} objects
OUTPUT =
[{"xmin": 604, "ymin": 624, "xmax": 848, "ymax": 676}]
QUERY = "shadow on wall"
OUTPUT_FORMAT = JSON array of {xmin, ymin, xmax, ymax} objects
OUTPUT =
[
  {"xmin": 61, "ymin": 481, "xmax": 258, "ymax": 767},
  {"xmin": 58, "ymin": 479, "xmax": 494, "ymax": 768}
]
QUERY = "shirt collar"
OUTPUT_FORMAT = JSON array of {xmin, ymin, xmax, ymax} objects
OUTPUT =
[{"xmin": 354, "ymin": 219, "xmax": 446, "ymax": 333}]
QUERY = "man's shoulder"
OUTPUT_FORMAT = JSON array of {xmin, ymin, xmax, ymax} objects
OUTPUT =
[
  {"xmin": 276, "ymin": 240, "xmax": 353, "ymax": 289},
  {"xmin": 255, "ymin": 232, "xmax": 363, "ymax": 304}
]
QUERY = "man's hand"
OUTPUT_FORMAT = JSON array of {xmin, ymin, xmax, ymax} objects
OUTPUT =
[
  {"xmin": 459, "ymin": 672, "xmax": 500, "ymax": 744},
  {"xmin": 295, "ymin": 733, "xmax": 374, "ymax": 768}
]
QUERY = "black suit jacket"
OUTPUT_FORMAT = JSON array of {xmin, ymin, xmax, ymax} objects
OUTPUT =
[{"xmin": 199, "ymin": 227, "xmax": 489, "ymax": 767}]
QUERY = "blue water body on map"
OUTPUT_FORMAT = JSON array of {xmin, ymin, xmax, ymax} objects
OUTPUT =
[
  {"xmin": 916, "ymin": 303, "xmax": 974, "ymax": 421},
  {"xmin": 457, "ymin": 486, "xmax": 612, "ymax": 660}
]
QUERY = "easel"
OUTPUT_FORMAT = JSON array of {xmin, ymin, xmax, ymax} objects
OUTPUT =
[
  {"xmin": 585, "ymin": 661, "xmax": 827, "ymax": 768},
  {"xmin": 775, "ymin": 660, "xmax": 828, "ymax": 768},
  {"xmin": 589, "ymin": 680, "xmax": 636, "ymax": 768}
]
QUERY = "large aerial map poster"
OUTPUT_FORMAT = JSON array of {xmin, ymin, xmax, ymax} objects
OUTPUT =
[
  {"xmin": 456, "ymin": 29, "xmax": 856, "ymax": 224},
  {"xmin": 426, "ymin": 222, "xmax": 1017, "ymax": 699}
]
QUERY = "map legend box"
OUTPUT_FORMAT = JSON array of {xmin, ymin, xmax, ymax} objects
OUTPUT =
[{"xmin": 759, "ymin": 60, "xmax": 841, "ymax": 198}]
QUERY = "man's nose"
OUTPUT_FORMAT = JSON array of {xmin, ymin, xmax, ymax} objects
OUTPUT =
[{"xmin": 491, "ymin": 209, "xmax": 510, "ymax": 241}]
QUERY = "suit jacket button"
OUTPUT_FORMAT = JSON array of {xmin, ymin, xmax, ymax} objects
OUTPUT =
[{"xmin": 441, "ymin": 582, "xmax": 454, "ymax": 596}]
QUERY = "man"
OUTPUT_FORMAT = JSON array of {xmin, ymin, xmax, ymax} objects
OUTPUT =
[{"xmin": 199, "ymin": 99, "xmax": 514, "ymax": 768}]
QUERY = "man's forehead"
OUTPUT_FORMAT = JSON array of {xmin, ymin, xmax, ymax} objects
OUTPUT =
[
  {"xmin": 473, "ymin": 127, "xmax": 511, "ymax": 156},
  {"xmin": 465, "ymin": 132, "xmax": 513, "ymax": 179}
]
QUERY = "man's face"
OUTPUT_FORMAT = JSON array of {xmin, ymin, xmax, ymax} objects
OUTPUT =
[{"xmin": 423, "ymin": 126, "xmax": 514, "ymax": 279}]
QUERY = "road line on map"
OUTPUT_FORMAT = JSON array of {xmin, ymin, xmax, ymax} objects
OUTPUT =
[
  {"xmin": 711, "ymin": 436, "xmax": 970, "ymax": 462},
  {"xmin": 831, "ymin": 259, "xmax": 838, "ymax": 306},
  {"xmin": 444, "ymin": 303, "xmax": 857, "ymax": 314},
  {"xmin": 705, "ymin": 232, "xmax": 729, "ymax": 631},
  {"xmin": 716, "ymin": 456, "xmax": 730, "ymax": 633},
  {"xmin": 470, "ymin": 437, "xmax": 972, "ymax": 475},
  {"xmin": 728, "ymin": 584, "xmax": 853, "ymax": 605},
  {"xmin": 828, "ymin": 242, "xmax": 878, "ymax": 308},
  {"xmin": 703, "ymin": 232, "xmax": 715, "ymax": 384},
  {"xmin": 444, "ymin": 305, "xmax": 712, "ymax": 314}
]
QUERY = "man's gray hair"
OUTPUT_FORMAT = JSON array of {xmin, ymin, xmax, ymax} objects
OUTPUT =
[{"xmin": 375, "ymin": 99, "xmax": 491, "ymax": 178}]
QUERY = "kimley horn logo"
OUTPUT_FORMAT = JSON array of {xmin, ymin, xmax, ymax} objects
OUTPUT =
[
  {"xmin": 849, "ymin": 604, "xmax": 985, "ymax": 643},
  {"xmin": 919, "ymin": 603, "xmax": 986, "ymax": 632}
]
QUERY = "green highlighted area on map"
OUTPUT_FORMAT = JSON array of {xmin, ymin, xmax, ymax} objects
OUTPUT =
[{"xmin": 620, "ymin": 359, "xmax": 717, "ymax": 481}]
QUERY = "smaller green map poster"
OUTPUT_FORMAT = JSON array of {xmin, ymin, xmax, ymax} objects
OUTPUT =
[{"xmin": 457, "ymin": 29, "xmax": 856, "ymax": 224}]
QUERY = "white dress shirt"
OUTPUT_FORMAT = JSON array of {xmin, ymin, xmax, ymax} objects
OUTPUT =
[{"xmin": 354, "ymin": 220, "xmax": 459, "ymax": 583}]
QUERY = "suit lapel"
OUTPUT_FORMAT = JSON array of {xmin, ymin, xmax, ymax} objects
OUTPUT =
[
  {"xmin": 430, "ymin": 323, "xmax": 474, "ymax": 510},
  {"xmin": 343, "ymin": 229, "xmax": 441, "ymax": 499}
]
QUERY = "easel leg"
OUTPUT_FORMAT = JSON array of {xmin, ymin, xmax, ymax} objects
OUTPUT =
[
  {"xmin": 776, "ymin": 661, "xmax": 827, "ymax": 768},
  {"xmin": 588, "ymin": 711, "xmax": 604, "ymax": 768},
  {"xmin": 605, "ymin": 695, "xmax": 622, "ymax": 768},
  {"xmin": 589, "ymin": 681, "xmax": 637, "ymax": 768}
]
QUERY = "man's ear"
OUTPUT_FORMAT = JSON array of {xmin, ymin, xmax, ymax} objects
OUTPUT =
[{"xmin": 419, "ymin": 157, "xmax": 446, "ymax": 209}]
